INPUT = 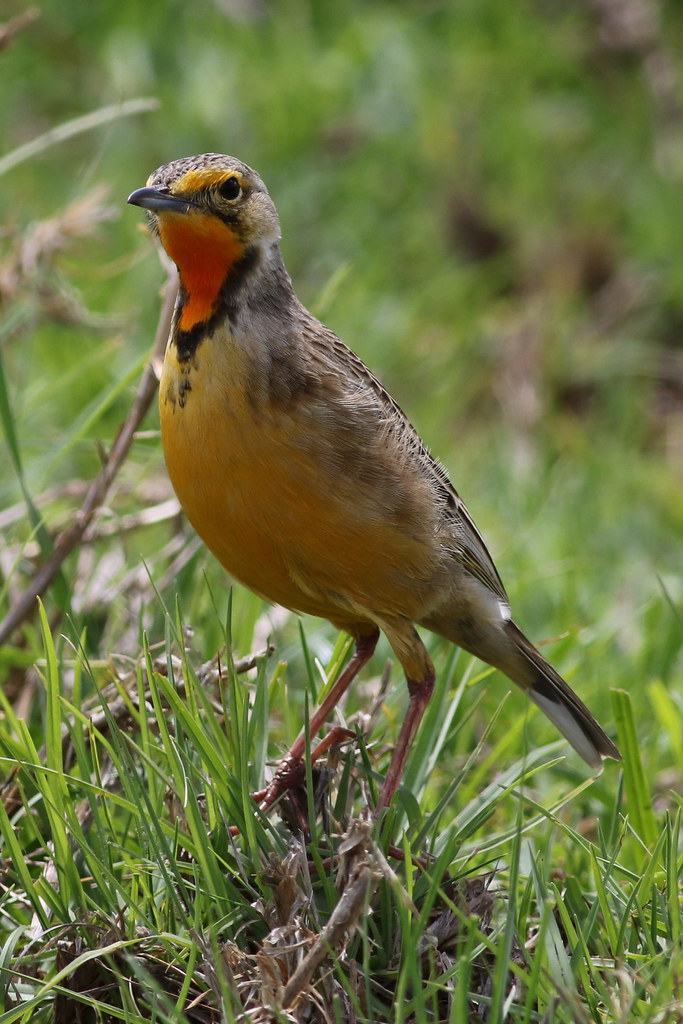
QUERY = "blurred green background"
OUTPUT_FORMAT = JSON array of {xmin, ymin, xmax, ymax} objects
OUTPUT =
[{"xmin": 1, "ymin": 0, "xmax": 682, "ymax": 763}]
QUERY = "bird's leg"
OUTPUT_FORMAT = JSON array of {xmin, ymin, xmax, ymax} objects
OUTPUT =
[
  {"xmin": 372, "ymin": 623, "xmax": 436, "ymax": 815},
  {"xmin": 264, "ymin": 726, "xmax": 357, "ymax": 838},
  {"xmin": 251, "ymin": 726, "xmax": 355, "ymax": 801},
  {"xmin": 374, "ymin": 667, "xmax": 435, "ymax": 813},
  {"xmin": 255, "ymin": 629, "xmax": 379, "ymax": 812}
]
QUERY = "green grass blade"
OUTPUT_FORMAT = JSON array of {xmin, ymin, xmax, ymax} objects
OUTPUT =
[{"xmin": 611, "ymin": 688, "xmax": 657, "ymax": 847}]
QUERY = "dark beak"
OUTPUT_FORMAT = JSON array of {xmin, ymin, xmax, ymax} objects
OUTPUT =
[{"xmin": 127, "ymin": 185, "xmax": 195, "ymax": 214}]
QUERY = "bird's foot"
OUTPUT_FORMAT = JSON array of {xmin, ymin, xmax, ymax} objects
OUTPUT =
[{"xmin": 252, "ymin": 726, "xmax": 356, "ymax": 813}]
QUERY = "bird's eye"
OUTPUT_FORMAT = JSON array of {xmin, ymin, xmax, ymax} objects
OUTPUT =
[{"xmin": 218, "ymin": 176, "xmax": 241, "ymax": 201}]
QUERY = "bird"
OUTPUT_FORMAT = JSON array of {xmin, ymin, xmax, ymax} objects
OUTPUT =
[{"xmin": 127, "ymin": 153, "xmax": 620, "ymax": 814}]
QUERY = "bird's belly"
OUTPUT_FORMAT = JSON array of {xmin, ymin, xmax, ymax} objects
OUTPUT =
[
  {"xmin": 160, "ymin": 378, "xmax": 323, "ymax": 612},
  {"xmin": 159, "ymin": 342, "xmax": 442, "ymax": 624}
]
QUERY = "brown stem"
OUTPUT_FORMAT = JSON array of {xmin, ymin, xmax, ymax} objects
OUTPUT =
[{"xmin": 0, "ymin": 266, "xmax": 178, "ymax": 646}]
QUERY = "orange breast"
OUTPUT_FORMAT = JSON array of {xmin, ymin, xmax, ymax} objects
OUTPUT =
[{"xmin": 159, "ymin": 330, "xmax": 441, "ymax": 630}]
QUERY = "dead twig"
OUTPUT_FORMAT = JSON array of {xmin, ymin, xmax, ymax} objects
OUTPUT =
[
  {"xmin": 0, "ymin": 266, "xmax": 178, "ymax": 645},
  {"xmin": 281, "ymin": 857, "xmax": 379, "ymax": 1010}
]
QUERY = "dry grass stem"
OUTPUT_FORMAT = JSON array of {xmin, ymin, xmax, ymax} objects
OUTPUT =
[
  {"xmin": 0, "ymin": 8, "xmax": 40, "ymax": 54},
  {"xmin": 0, "ymin": 98, "xmax": 160, "ymax": 178}
]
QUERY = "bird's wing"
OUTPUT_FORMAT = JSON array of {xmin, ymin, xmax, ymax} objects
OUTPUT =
[{"xmin": 312, "ymin": 326, "xmax": 510, "ymax": 606}]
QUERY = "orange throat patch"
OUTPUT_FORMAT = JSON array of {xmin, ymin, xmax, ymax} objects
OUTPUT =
[{"xmin": 158, "ymin": 211, "xmax": 244, "ymax": 331}]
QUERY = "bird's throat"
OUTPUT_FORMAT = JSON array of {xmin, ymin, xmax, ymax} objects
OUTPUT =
[{"xmin": 158, "ymin": 211, "xmax": 244, "ymax": 332}]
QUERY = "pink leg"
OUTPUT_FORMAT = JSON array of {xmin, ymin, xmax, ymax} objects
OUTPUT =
[
  {"xmin": 256, "ymin": 629, "xmax": 379, "ymax": 812},
  {"xmin": 375, "ymin": 666, "xmax": 435, "ymax": 814}
]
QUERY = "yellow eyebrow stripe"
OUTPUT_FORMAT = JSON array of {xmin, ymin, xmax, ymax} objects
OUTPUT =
[{"xmin": 172, "ymin": 167, "xmax": 241, "ymax": 195}]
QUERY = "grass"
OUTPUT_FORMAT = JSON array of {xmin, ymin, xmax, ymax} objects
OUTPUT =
[
  {"xmin": 0, "ymin": 596, "xmax": 680, "ymax": 1021},
  {"xmin": 1, "ymin": 0, "xmax": 682, "ymax": 1020}
]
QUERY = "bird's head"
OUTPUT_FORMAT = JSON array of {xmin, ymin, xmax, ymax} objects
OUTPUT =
[{"xmin": 128, "ymin": 154, "xmax": 280, "ymax": 331}]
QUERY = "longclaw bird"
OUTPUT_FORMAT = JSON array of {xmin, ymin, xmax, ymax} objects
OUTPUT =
[{"xmin": 128, "ymin": 154, "xmax": 620, "ymax": 814}]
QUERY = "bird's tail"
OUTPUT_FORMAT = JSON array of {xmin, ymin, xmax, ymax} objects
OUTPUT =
[{"xmin": 502, "ymin": 620, "xmax": 621, "ymax": 768}]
